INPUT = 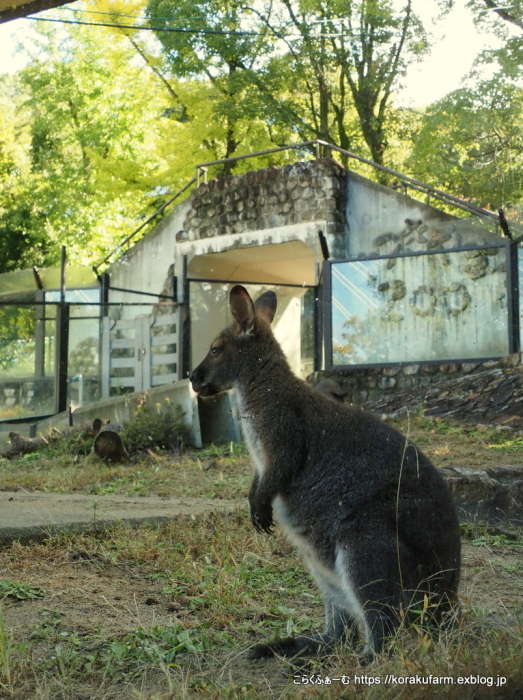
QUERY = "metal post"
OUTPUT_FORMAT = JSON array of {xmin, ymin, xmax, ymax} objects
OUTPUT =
[
  {"xmin": 54, "ymin": 301, "xmax": 70, "ymax": 414},
  {"xmin": 60, "ymin": 245, "xmax": 66, "ymax": 304},
  {"xmin": 322, "ymin": 260, "xmax": 333, "ymax": 371},
  {"xmin": 508, "ymin": 242, "xmax": 520, "ymax": 354},
  {"xmin": 100, "ymin": 272, "xmax": 110, "ymax": 316},
  {"xmin": 182, "ymin": 255, "xmax": 191, "ymax": 379},
  {"xmin": 98, "ymin": 272, "xmax": 110, "ymax": 402}
]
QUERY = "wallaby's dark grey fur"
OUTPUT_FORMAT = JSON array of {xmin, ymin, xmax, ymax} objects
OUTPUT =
[{"xmin": 190, "ymin": 285, "xmax": 461, "ymax": 660}]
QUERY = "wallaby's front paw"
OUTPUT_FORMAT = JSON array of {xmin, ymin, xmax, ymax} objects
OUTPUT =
[{"xmin": 251, "ymin": 505, "xmax": 274, "ymax": 534}]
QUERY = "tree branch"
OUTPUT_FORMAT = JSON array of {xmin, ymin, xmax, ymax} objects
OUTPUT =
[
  {"xmin": 123, "ymin": 32, "xmax": 181, "ymax": 103},
  {"xmin": 481, "ymin": 0, "xmax": 523, "ymax": 32}
]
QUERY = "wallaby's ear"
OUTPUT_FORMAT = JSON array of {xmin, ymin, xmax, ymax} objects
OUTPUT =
[
  {"xmin": 254, "ymin": 291, "xmax": 277, "ymax": 325},
  {"xmin": 230, "ymin": 285, "xmax": 255, "ymax": 333}
]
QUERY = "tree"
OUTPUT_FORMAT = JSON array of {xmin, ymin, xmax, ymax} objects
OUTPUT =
[
  {"xmin": 146, "ymin": 0, "xmax": 429, "ymax": 168},
  {"xmin": 0, "ymin": 74, "xmax": 54, "ymax": 272},
  {"xmin": 0, "ymin": 22, "xmax": 186, "ymax": 269},
  {"xmin": 408, "ymin": 1, "xmax": 523, "ymax": 214},
  {"xmin": 407, "ymin": 79, "xmax": 523, "ymax": 210},
  {"xmin": 457, "ymin": 0, "xmax": 523, "ymax": 78}
]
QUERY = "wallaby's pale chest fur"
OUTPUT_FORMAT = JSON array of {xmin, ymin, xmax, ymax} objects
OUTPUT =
[
  {"xmin": 190, "ymin": 285, "xmax": 461, "ymax": 661},
  {"xmin": 234, "ymin": 388, "xmax": 268, "ymax": 479}
]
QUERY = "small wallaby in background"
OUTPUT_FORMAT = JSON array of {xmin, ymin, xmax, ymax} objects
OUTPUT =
[{"xmin": 190, "ymin": 285, "xmax": 461, "ymax": 660}]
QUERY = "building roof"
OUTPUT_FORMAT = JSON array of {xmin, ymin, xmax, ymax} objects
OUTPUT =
[{"xmin": 0, "ymin": 0, "xmax": 76, "ymax": 24}]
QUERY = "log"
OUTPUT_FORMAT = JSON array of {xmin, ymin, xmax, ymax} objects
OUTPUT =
[
  {"xmin": 92, "ymin": 422, "xmax": 129, "ymax": 461},
  {"xmin": 0, "ymin": 419, "xmax": 106, "ymax": 459},
  {"xmin": 1, "ymin": 432, "xmax": 51, "ymax": 459}
]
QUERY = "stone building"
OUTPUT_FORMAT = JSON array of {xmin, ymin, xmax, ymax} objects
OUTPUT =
[
  {"xmin": 1, "ymin": 152, "xmax": 518, "ymax": 437},
  {"xmin": 106, "ymin": 155, "xmax": 513, "ymax": 408}
]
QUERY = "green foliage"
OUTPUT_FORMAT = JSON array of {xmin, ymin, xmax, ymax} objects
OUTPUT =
[
  {"xmin": 0, "ymin": 306, "xmax": 36, "ymax": 373},
  {"xmin": 0, "ymin": 21, "xmax": 193, "ymax": 271},
  {"xmin": 466, "ymin": 0, "xmax": 523, "ymax": 79},
  {"xmin": 146, "ymin": 0, "xmax": 428, "ymax": 168},
  {"xmin": 407, "ymin": 1, "xmax": 523, "ymax": 215},
  {"xmin": 121, "ymin": 400, "xmax": 190, "ymax": 454},
  {"xmin": 408, "ymin": 79, "xmax": 523, "ymax": 211},
  {"xmin": 0, "ymin": 580, "xmax": 45, "ymax": 600}
]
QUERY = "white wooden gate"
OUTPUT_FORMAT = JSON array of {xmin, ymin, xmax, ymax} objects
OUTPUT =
[{"xmin": 101, "ymin": 310, "xmax": 181, "ymax": 398}]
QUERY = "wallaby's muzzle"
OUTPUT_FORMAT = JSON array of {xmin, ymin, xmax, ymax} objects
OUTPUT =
[
  {"xmin": 189, "ymin": 366, "xmax": 213, "ymax": 398},
  {"xmin": 189, "ymin": 343, "xmax": 236, "ymax": 398}
]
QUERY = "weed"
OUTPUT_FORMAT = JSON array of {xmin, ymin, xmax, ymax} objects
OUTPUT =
[
  {"xmin": 122, "ymin": 400, "xmax": 190, "ymax": 455},
  {"xmin": 0, "ymin": 579, "xmax": 45, "ymax": 600},
  {"xmin": 102, "ymin": 626, "xmax": 204, "ymax": 672},
  {"xmin": 0, "ymin": 605, "xmax": 11, "ymax": 688}
]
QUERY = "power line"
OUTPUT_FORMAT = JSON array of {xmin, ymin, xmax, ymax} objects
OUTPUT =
[
  {"xmin": 26, "ymin": 14, "xmax": 407, "ymax": 40},
  {"xmin": 26, "ymin": 16, "xmax": 261, "ymax": 36},
  {"xmin": 54, "ymin": 7, "xmax": 208, "ymax": 21},
  {"xmin": 41, "ymin": 4, "xmax": 405, "ymax": 30}
]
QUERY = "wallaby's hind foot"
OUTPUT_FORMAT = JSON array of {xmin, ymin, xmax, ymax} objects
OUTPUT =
[{"xmin": 247, "ymin": 633, "xmax": 336, "ymax": 660}]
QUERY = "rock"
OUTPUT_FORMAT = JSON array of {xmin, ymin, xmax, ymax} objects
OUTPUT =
[{"xmin": 440, "ymin": 466, "xmax": 523, "ymax": 525}]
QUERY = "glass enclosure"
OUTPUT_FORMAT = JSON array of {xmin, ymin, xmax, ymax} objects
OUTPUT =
[
  {"xmin": 330, "ymin": 245, "xmax": 510, "ymax": 366},
  {"xmin": 44, "ymin": 290, "xmax": 101, "ymax": 409},
  {"xmin": 189, "ymin": 281, "xmax": 315, "ymax": 378},
  {"xmin": 0, "ymin": 304, "xmax": 55, "ymax": 420}
]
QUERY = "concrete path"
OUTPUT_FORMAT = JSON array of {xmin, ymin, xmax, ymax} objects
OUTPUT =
[{"xmin": 0, "ymin": 491, "xmax": 240, "ymax": 546}]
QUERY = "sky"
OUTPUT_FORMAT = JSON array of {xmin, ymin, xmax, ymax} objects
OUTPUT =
[
  {"xmin": 399, "ymin": 1, "xmax": 498, "ymax": 107},
  {"xmin": 0, "ymin": 0, "xmax": 503, "ymax": 108}
]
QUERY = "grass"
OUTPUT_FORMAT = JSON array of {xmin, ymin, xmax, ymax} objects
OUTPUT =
[
  {"xmin": 388, "ymin": 412, "xmax": 523, "ymax": 469},
  {"xmin": 0, "ymin": 515, "xmax": 521, "ymax": 698},
  {"xmin": 0, "ymin": 440, "xmax": 250, "ymax": 499},
  {"xmin": 0, "ymin": 413, "xmax": 522, "ymax": 697},
  {"xmin": 1, "ymin": 413, "xmax": 522, "ymax": 498},
  {"xmin": 0, "ymin": 605, "xmax": 12, "ymax": 689}
]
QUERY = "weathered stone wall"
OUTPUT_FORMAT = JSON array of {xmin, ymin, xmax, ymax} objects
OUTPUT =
[
  {"xmin": 309, "ymin": 353, "xmax": 522, "ymax": 411},
  {"xmin": 180, "ymin": 159, "xmax": 347, "ymax": 258}
]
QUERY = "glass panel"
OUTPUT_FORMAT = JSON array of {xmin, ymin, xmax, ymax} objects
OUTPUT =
[
  {"xmin": 68, "ymin": 304, "xmax": 101, "ymax": 409},
  {"xmin": 301, "ymin": 288, "xmax": 315, "ymax": 377},
  {"xmin": 45, "ymin": 288, "xmax": 99, "ymax": 311},
  {"xmin": 0, "ymin": 305, "xmax": 55, "ymax": 419},
  {"xmin": 332, "ymin": 248, "xmax": 509, "ymax": 365},
  {"xmin": 519, "ymin": 247, "xmax": 523, "ymax": 351},
  {"xmin": 0, "ymin": 269, "xmax": 37, "ymax": 298},
  {"xmin": 39, "ymin": 266, "xmax": 98, "ymax": 290},
  {"xmin": 189, "ymin": 282, "xmax": 313, "ymax": 378}
]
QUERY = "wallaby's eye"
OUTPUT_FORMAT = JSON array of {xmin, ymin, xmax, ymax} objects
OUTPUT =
[{"xmin": 210, "ymin": 346, "xmax": 221, "ymax": 356}]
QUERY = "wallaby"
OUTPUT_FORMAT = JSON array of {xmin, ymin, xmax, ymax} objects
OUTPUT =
[{"xmin": 190, "ymin": 285, "xmax": 461, "ymax": 660}]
